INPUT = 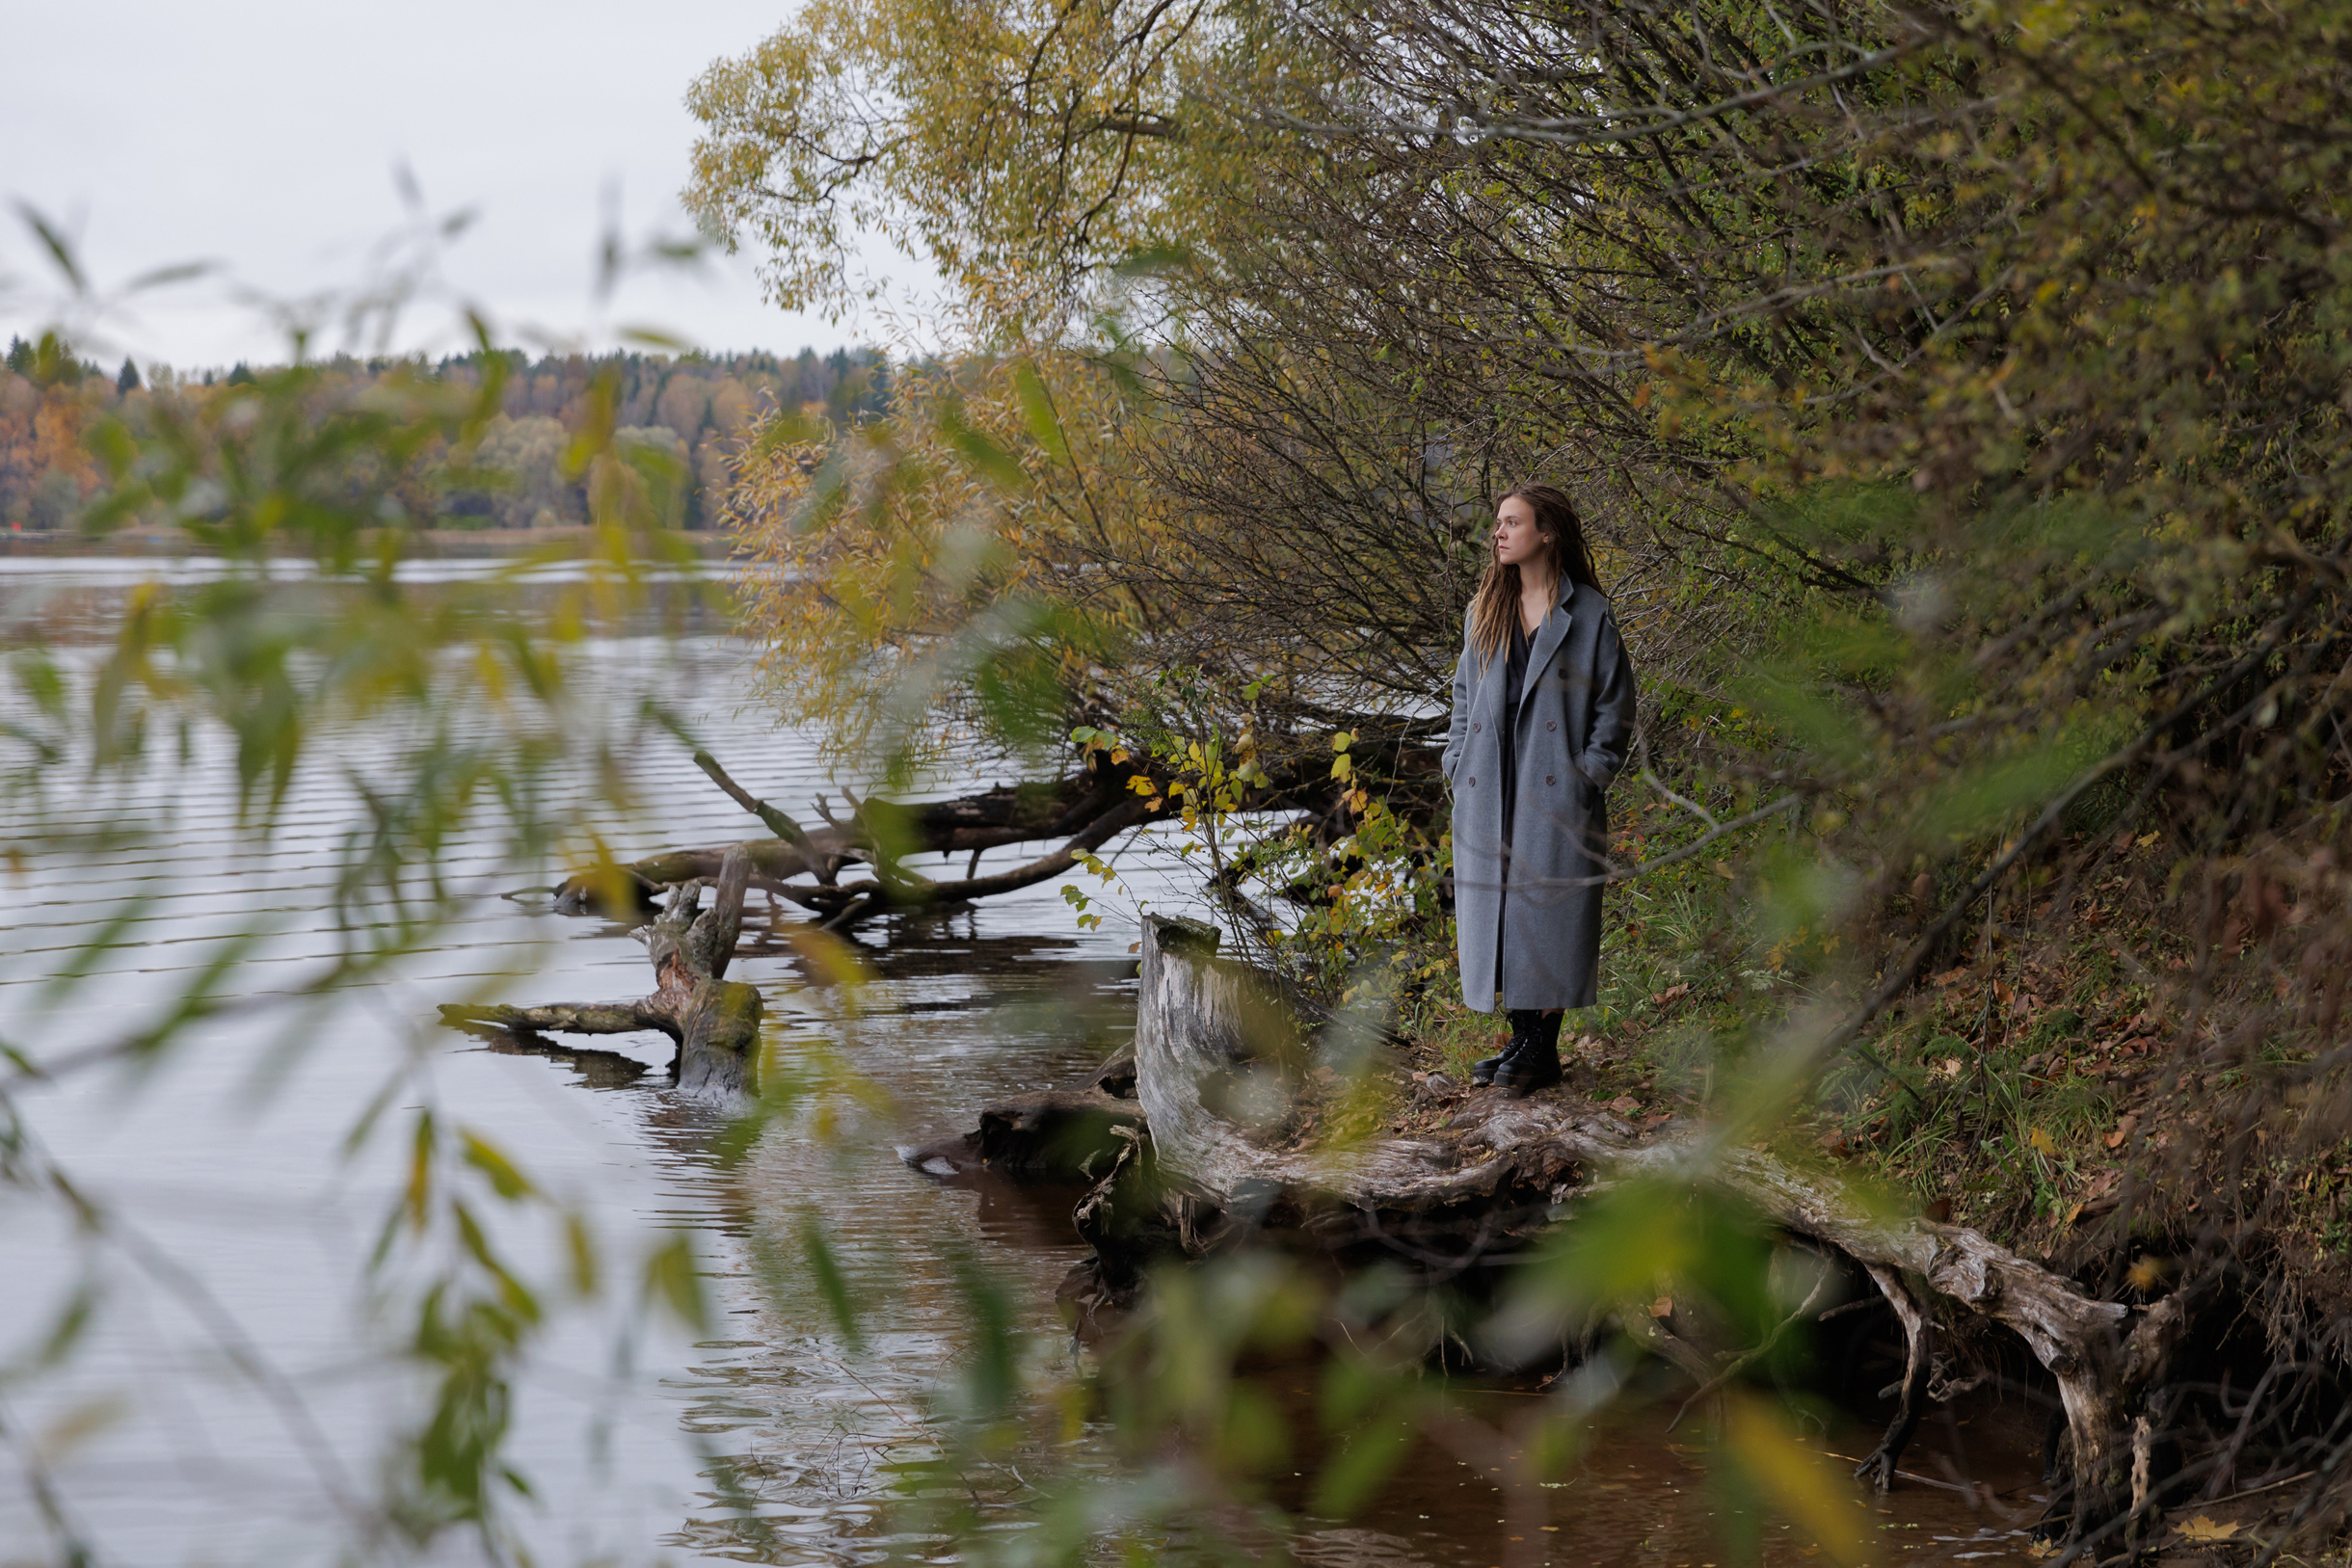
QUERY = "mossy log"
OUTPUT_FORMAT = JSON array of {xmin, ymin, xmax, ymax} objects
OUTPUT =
[
  {"xmin": 443, "ymin": 845, "xmax": 762, "ymax": 1096},
  {"xmin": 1111, "ymin": 913, "xmax": 2201, "ymax": 1547}
]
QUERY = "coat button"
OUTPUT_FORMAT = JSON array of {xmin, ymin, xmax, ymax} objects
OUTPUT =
[
  {"xmin": 1546, "ymin": 775, "xmax": 1556, "ymax": 785},
  {"xmin": 1545, "ymin": 720, "xmax": 1556, "ymax": 731},
  {"xmin": 1468, "ymin": 777, "xmax": 1476, "ymax": 786},
  {"xmin": 1472, "ymin": 722, "xmax": 1481, "ymax": 732}
]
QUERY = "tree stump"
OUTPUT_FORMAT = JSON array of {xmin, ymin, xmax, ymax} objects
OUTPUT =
[{"xmin": 442, "ymin": 845, "xmax": 762, "ymax": 1096}]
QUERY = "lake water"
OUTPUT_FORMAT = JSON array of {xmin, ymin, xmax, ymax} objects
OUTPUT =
[{"xmin": 0, "ymin": 556, "xmax": 2045, "ymax": 1567}]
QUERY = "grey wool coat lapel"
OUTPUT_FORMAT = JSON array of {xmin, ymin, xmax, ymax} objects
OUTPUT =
[
  {"xmin": 1440, "ymin": 579, "xmax": 1639, "ymax": 1013},
  {"xmin": 1515, "ymin": 595, "xmax": 1576, "ymax": 729}
]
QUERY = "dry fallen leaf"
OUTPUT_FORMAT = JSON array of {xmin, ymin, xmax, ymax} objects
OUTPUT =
[
  {"xmin": 2105, "ymin": 1114, "xmax": 2138, "ymax": 1150},
  {"xmin": 1931, "ymin": 965, "xmax": 1970, "ymax": 987},
  {"xmin": 2029, "ymin": 1127, "xmax": 2057, "ymax": 1156},
  {"xmin": 1649, "ymin": 1295, "xmax": 1674, "ymax": 1318},
  {"xmin": 2178, "ymin": 1516, "xmax": 2241, "ymax": 1543},
  {"xmin": 1608, "ymin": 1094, "xmax": 1641, "ymax": 1115}
]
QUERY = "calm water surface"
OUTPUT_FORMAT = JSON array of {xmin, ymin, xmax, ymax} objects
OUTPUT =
[{"xmin": 0, "ymin": 558, "xmax": 2043, "ymax": 1567}]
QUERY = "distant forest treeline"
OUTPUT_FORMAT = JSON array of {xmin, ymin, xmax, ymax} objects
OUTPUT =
[{"xmin": 0, "ymin": 338, "xmax": 890, "ymax": 532}]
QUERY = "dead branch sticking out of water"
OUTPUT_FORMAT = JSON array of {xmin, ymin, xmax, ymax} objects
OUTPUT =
[{"xmin": 442, "ymin": 844, "xmax": 762, "ymax": 1095}]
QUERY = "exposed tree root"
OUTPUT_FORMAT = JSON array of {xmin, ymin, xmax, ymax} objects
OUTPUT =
[
  {"xmin": 1067, "ymin": 914, "xmax": 2218, "ymax": 1548},
  {"xmin": 443, "ymin": 844, "xmax": 761, "ymax": 1095},
  {"xmin": 1851, "ymin": 1262, "xmax": 1934, "ymax": 1492}
]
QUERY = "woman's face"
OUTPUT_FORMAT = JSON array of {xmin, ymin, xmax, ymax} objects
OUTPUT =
[{"xmin": 1493, "ymin": 496, "xmax": 1551, "ymax": 571}]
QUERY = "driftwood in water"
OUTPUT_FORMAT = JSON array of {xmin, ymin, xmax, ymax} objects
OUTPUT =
[
  {"xmin": 443, "ymin": 845, "xmax": 762, "ymax": 1096},
  {"xmin": 897, "ymin": 1088, "xmax": 1146, "ymax": 1184},
  {"xmin": 1109, "ymin": 913, "xmax": 2201, "ymax": 1545},
  {"xmin": 548, "ymin": 723, "xmax": 1445, "ymax": 930},
  {"xmin": 552, "ymin": 750, "xmax": 1159, "ymax": 927}
]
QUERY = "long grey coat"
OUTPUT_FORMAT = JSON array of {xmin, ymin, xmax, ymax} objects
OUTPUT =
[{"xmin": 1441, "ymin": 579, "xmax": 1638, "ymax": 1012}]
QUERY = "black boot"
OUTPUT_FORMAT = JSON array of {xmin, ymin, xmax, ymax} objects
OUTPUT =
[
  {"xmin": 1471, "ymin": 1014, "xmax": 1536, "ymax": 1086},
  {"xmin": 1493, "ymin": 1009, "xmax": 1564, "ymax": 1095}
]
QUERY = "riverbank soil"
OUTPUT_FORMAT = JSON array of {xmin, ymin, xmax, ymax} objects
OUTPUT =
[{"xmin": 1388, "ymin": 825, "xmax": 2352, "ymax": 1558}]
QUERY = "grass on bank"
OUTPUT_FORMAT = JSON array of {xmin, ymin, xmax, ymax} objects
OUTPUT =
[{"xmin": 1386, "ymin": 808, "xmax": 2352, "ymax": 1325}]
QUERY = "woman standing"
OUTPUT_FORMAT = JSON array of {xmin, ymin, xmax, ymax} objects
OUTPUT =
[{"xmin": 1441, "ymin": 485, "xmax": 1638, "ymax": 1093}]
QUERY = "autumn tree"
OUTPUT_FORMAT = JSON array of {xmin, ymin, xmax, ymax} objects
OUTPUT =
[
  {"xmin": 683, "ymin": 0, "xmax": 1243, "ymax": 341},
  {"xmin": 690, "ymin": 3, "xmax": 2352, "ymax": 1543}
]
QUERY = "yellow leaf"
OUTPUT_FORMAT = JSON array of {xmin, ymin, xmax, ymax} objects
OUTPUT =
[
  {"xmin": 1723, "ymin": 1394, "xmax": 1870, "ymax": 1565},
  {"xmin": 405, "ymin": 1110, "xmax": 436, "ymax": 1230},
  {"xmin": 644, "ymin": 1234, "xmax": 709, "ymax": 1334},
  {"xmin": 2178, "ymin": 1516, "xmax": 2241, "ymax": 1542},
  {"xmin": 36, "ymin": 1395, "xmax": 128, "ymax": 1462},
  {"xmin": 461, "ymin": 1129, "xmax": 536, "ymax": 1200},
  {"xmin": 2028, "ymin": 1127, "xmax": 2056, "ymax": 1156}
]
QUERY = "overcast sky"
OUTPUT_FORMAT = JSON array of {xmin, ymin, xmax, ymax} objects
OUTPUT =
[{"xmin": 1, "ymin": 0, "xmax": 901, "ymax": 373}]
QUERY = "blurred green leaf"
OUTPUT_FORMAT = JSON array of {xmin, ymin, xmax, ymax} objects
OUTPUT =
[
  {"xmin": 1723, "ymin": 1393, "xmax": 1869, "ymax": 1564},
  {"xmin": 459, "ymin": 1130, "xmax": 534, "ymax": 1202},
  {"xmin": 798, "ymin": 1214, "xmax": 865, "ymax": 1351},
  {"xmin": 644, "ymin": 1234, "xmax": 709, "ymax": 1335},
  {"xmin": 1309, "ymin": 1402, "xmax": 1416, "ymax": 1517}
]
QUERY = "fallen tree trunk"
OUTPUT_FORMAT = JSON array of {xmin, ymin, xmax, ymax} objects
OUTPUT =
[
  {"xmin": 444, "ymin": 844, "xmax": 762, "ymax": 1096},
  {"xmin": 1112, "ymin": 913, "xmax": 2203, "ymax": 1546},
  {"xmin": 546, "ymin": 731, "xmax": 1441, "ymax": 930},
  {"xmin": 550, "ymin": 753, "xmax": 1152, "ymax": 919}
]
